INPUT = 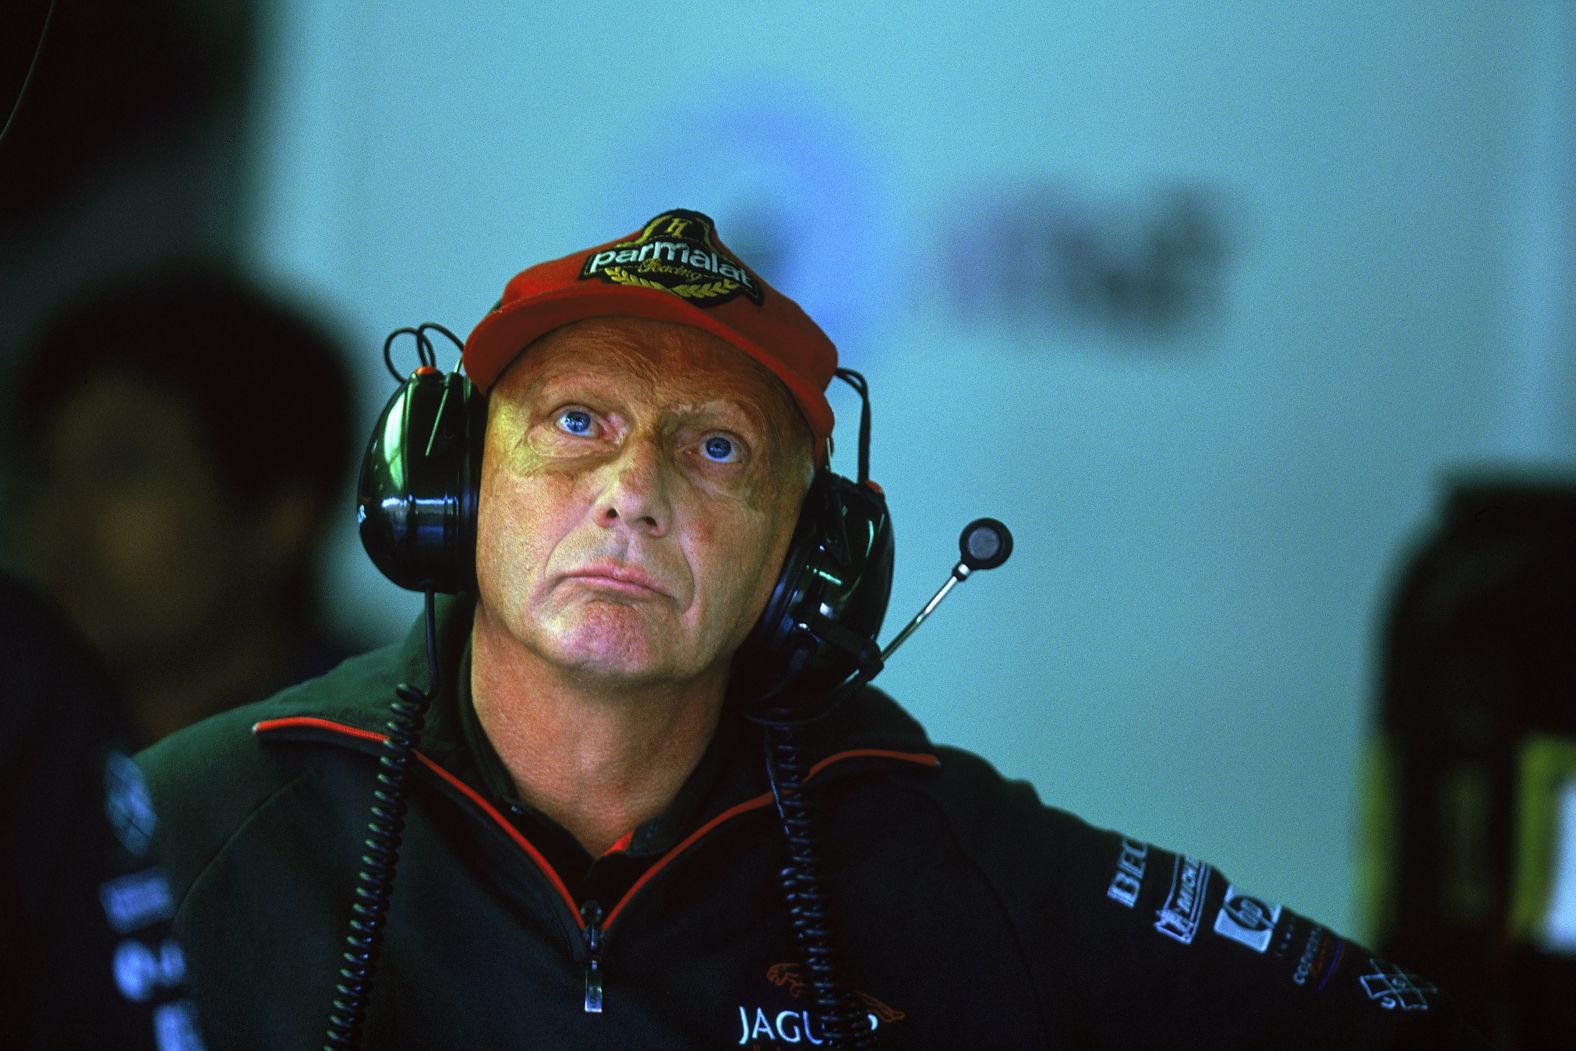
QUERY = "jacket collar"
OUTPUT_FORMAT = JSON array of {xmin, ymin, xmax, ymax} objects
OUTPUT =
[{"xmin": 253, "ymin": 593, "xmax": 940, "ymax": 811}]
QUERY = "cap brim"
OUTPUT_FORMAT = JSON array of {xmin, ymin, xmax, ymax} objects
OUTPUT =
[{"xmin": 463, "ymin": 283, "xmax": 835, "ymax": 442}]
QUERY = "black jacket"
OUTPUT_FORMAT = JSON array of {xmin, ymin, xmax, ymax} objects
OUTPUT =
[{"xmin": 137, "ymin": 598, "xmax": 1490, "ymax": 1048}]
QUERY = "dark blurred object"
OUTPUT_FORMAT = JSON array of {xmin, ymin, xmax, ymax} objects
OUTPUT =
[
  {"xmin": 11, "ymin": 262, "xmax": 358, "ymax": 745},
  {"xmin": 0, "ymin": 0, "xmax": 254, "ymax": 229},
  {"xmin": 0, "ymin": 0, "xmax": 261, "ymax": 518},
  {"xmin": 1369, "ymin": 474, "xmax": 1576, "ymax": 1050},
  {"xmin": 0, "ymin": 573, "xmax": 205, "ymax": 1049}
]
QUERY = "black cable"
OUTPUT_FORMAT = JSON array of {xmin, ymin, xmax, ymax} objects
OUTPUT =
[
  {"xmin": 0, "ymin": 0, "xmax": 54, "ymax": 150},
  {"xmin": 323, "ymin": 589, "xmax": 440, "ymax": 1050},
  {"xmin": 381, "ymin": 327, "xmax": 422, "ymax": 382},
  {"xmin": 417, "ymin": 321, "xmax": 464, "ymax": 368},
  {"xmin": 761, "ymin": 712, "xmax": 878, "ymax": 1049},
  {"xmin": 381, "ymin": 323, "xmax": 462, "ymax": 383},
  {"xmin": 833, "ymin": 369, "xmax": 871, "ymax": 485},
  {"xmin": 751, "ymin": 642, "xmax": 877, "ymax": 1047}
]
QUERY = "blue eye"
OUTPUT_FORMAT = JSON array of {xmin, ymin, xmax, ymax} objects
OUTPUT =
[
  {"xmin": 558, "ymin": 408, "xmax": 594, "ymax": 436},
  {"xmin": 701, "ymin": 435, "xmax": 739, "ymax": 463}
]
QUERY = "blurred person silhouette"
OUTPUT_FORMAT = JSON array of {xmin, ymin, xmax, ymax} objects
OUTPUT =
[
  {"xmin": 11, "ymin": 262, "xmax": 359, "ymax": 746},
  {"xmin": 1367, "ymin": 477, "xmax": 1576, "ymax": 1049},
  {"xmin": 0, "ymin": 571, "xmax": 205, "ymax": 1049}
]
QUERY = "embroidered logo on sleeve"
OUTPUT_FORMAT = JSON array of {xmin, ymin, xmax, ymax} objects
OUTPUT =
[
  {"xmin": 1359, "ymin": 959, "xmax": 1437, "ymax": 1012},
  {"xmin": 1291, "ymin": 925, "xmax": 1344, "ymax": 990},
  {"xmin": 99, "ymin": 869, "xmax": 176, "ymax": 934},
  {"xmin": 1106, "ymin": 838, "xmax": 1149, "ymax": 908},
  {"xmin": 104, "ymin": 750, "xmax": 157, "ymax": 857},
  {"xmin": 1154, "ymin": 855, "xmax": 1211, "ymax": 943},
  {"xmin": 1211, "ymin": 884, "xmax": 1282, "ymax": 953}
]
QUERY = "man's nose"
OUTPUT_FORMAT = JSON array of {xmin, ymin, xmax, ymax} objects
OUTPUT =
[{"xmin": 592, "ymin": 436, "xmax": 672, "ymax": 537}]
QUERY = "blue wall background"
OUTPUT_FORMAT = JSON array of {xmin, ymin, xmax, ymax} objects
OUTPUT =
[{"xmin": 240, "ymin": 1, "xmax": 1576, "ymax": 937}]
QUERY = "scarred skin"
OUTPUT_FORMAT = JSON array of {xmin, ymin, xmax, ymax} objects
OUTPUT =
[{"xmin": 470, "ymin": 316, "xmax": 812, "ymax": 856}]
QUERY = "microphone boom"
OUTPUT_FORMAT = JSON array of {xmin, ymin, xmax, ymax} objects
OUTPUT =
[{"xmin": 879, "ymin": 518, "xmax": 1013, "ymax": 663}]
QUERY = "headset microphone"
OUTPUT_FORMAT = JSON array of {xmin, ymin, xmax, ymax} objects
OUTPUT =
[
  {"xmin": 878, "ymin": 517, "xmax": 1014, "ymax": 664},
  {"xmin": 753, "ymin": 512, "xmax": 1011, "ymax": 1050}
]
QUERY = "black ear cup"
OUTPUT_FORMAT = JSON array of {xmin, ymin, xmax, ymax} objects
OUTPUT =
[
  {"xmin": 357, "ymin": 369, "xmax": 487, "ymax": 594},
  {"xmin": 733, "ymin": 470, "xmax": 895, "ymax": 706}
]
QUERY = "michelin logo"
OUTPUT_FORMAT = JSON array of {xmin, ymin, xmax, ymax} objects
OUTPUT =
[
  {"xmin": 1154, "ymin": 856, "xmax": 1210, "ymax": 944},
  {"xmin": 1211, "ymin": 883, "xmax": 1282, "ymax": 953}
]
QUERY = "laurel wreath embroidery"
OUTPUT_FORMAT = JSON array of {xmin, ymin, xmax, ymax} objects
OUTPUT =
[{"xmin": 604, "ymin": 266, "xmax": 738, "ymax": 299}]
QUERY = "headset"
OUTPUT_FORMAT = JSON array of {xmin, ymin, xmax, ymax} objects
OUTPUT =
[{"xmin": 356, "ymin": 322, "xmax": 895, "ymax": 712}]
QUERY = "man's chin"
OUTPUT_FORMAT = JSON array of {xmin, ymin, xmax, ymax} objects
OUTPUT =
[
  {"xmin": 543, "ymin": 615, "xmax": 681, "ymax": 685},
  {"xmin": 495, "ymin": 602, "xmax": 727, "ymax": 692}
]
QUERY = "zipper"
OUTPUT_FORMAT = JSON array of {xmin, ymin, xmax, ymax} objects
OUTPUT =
[
  {"xmin": 253, "ymin": 718, "xmax": 941, "ymax": 1013},
  {"xmin": 580, "ymin": 900, "xmax": 605, "ymax": 1013}
]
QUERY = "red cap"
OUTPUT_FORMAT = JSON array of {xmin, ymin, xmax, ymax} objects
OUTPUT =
[{"xmin": 463, "ymin": 209, "xmax": 837, "ymax": 451}]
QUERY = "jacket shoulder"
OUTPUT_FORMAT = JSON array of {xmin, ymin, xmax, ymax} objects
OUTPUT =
[
  {"xmin": 137, "ymin": 641, "xmax": 401, "ymax": 776},
  {"xmin": 925, "ymin": 743, "xmax": 1106, "ymax": 853},
  {"xmin": 133, "ymin": 641, "xmax": 403, "ymax": 898}
]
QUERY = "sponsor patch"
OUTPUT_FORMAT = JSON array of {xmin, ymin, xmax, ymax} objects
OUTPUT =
[
  {"xmin": 1211, "ymin": 883, "xmax": 1282, "ymax": 953},
  {"xmin": 104, "ymin": 750, "xmax": 157, "ymax": 857},
  {"xmin": 153, "ymin": 1001, "xmax": 206, "ymax": 1051},
  {"xmin": 99, "ymin": 869, "xmax": 176, "ymax": 934},
  {"xmin": 112, "ymin": 937, "xmax": 186, "ymax": 1004},
  {"xmin": 742, "ymin": 963, "xmax": 905, "ymax": 1044},
  {"xmin": 1291, "ymin": 926, "xmax": 1344, "ymax": 990},
  {"xmin": 1107, "ymin": 838, "xmax": 1150, "ymax": 908},
  {"xmin": 1359, "ymin": 958, "xmax": 1437, "ymax": 1012},
  {"xmin": 1154, "ymin": 855, "xmax": 1211, "ymax": 944},
  {"xmin": 580, "ymin": 210, "xmax": 763, "ymax": 308}
]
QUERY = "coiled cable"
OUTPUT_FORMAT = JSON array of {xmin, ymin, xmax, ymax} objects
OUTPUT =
[
  {"xmin": 761, "ymin": 710, "xmax": 878, "ymax": 1050},
  {"xmin": 323, "ymin": 589, "xmax": 439, "ymax": 1049}
]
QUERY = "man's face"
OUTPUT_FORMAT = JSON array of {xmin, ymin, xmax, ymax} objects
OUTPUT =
[{"xmin": 474, "ymin": 317, "xmax": 812, "ymax": 691}]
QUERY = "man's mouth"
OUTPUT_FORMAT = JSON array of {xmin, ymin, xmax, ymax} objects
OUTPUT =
[{"xmin": 559, "ymin": 562, "xmax": 669, "ymax": 597}]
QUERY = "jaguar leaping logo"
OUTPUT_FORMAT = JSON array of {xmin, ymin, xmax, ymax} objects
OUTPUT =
[{"xmin": 766, "ymin": 962, "xmax": 906, "ymax": 1024}]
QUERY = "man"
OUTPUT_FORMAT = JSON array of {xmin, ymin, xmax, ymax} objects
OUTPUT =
[
  {"xmin": 138, "ymin": 210, "xmax": 1491, "ymax": 1048},
  {"xmin": 12, "ymin": 264, "xmax": 359, "ymax": 745}
]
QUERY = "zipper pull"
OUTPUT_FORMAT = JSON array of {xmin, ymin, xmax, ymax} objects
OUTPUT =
[{"xmin": 580, "ymin": 900, "xmax": 605, "ymax": 1014}]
